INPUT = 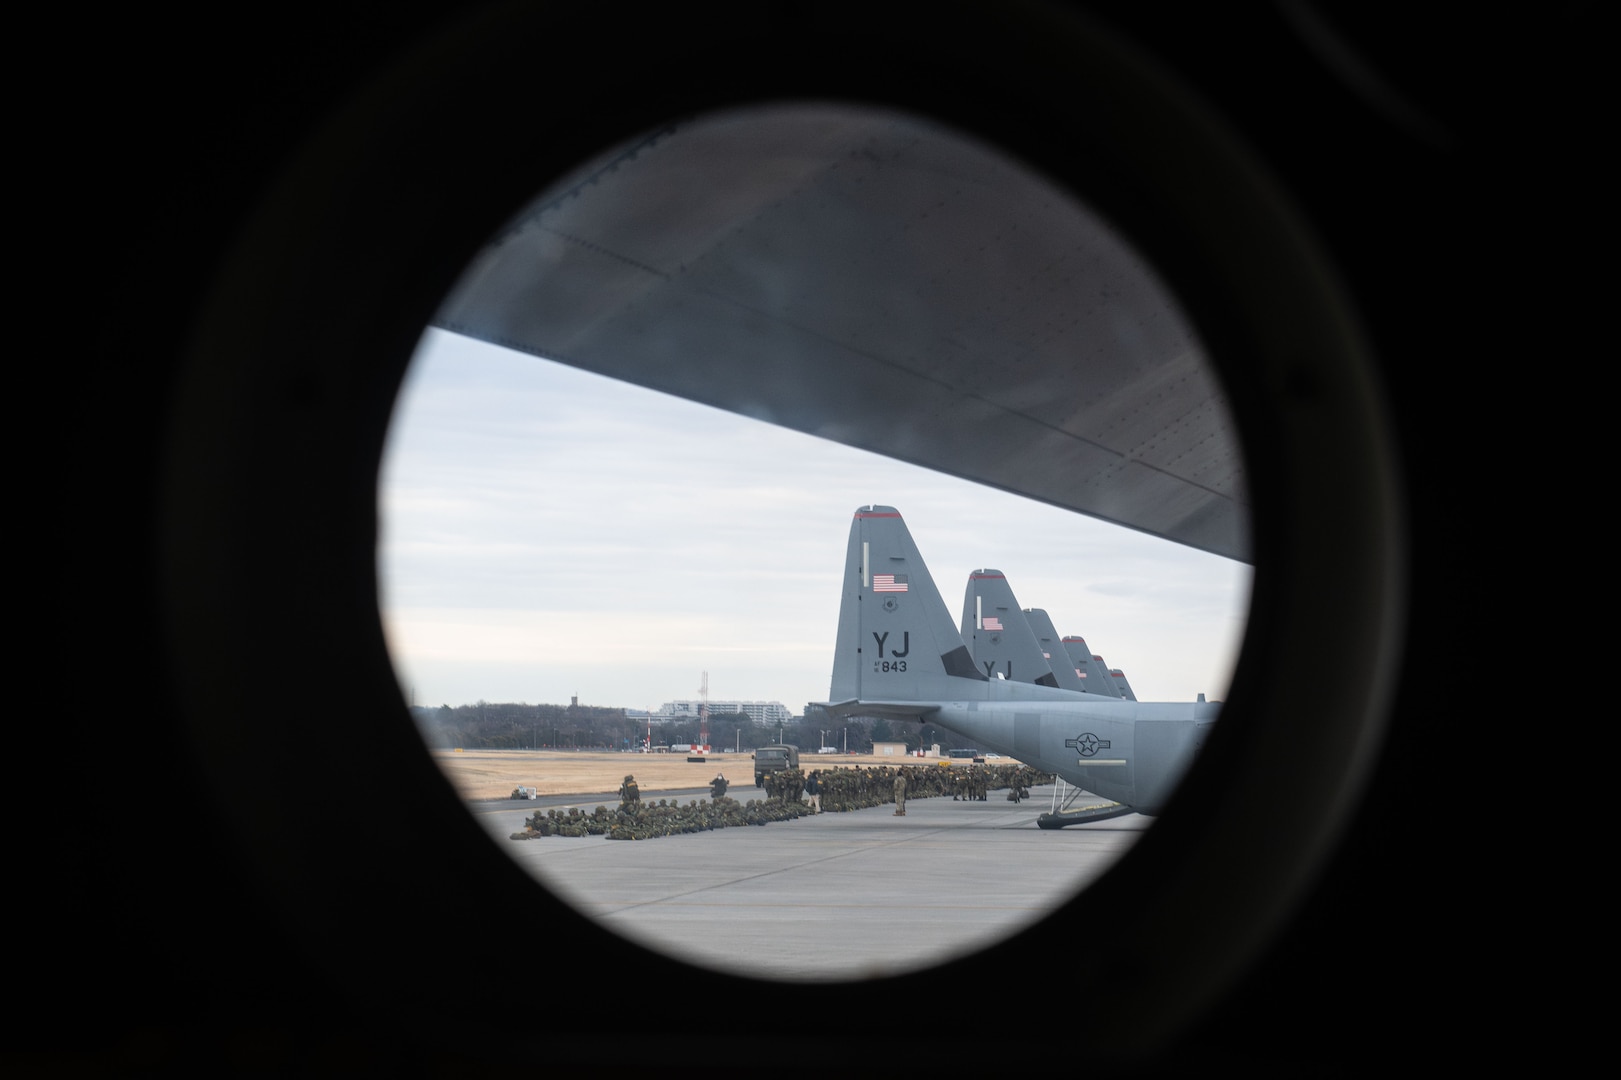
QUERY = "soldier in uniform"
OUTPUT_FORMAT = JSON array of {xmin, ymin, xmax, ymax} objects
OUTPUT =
[
  {"xmin": 893, "ymin": 768, "xmax": 908, "ymax": 816},
  {"xmin": 710, "ymin": 772, "xmax": 729, "ymax": 799},
  {"xmin": 619, "ymin": 774, "xmax": 641, "ymax": 809}
]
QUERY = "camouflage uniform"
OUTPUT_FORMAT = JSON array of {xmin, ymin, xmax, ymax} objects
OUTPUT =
[
  {"xmin": 619, "ymin": 774, "xmax": 641, "ymax": 809},
  {"xmin": 893, "ymin": 769, "xmax": 908, "ymax": 815}
]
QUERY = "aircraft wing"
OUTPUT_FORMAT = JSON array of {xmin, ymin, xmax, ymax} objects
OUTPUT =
[{"xmin": 433, "ymin": 107, "xmax": 1249, "ymax": 562}]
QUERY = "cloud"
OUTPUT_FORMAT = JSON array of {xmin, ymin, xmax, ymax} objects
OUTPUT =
[{"xmin": 379, "ymin": 331, "xmax": 1251, "ymax": 709}]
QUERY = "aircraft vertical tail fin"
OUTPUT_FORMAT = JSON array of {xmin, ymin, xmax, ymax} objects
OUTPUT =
[
  {"xmin": 1061, "ymin": 636, "xmax": 1123, "ymax": 698},
  {"xmin": 1022, "ymin": 608, "xmax": 1094, "ymax": 694},
  {"xmin": 959, "ymin": 572, "xmax": 1061, "ymax": 687},
  {"xmin": 828, "ymin": 505, "xmax": 987, "ymax": 706},
  {"xmin": 1110, "ymin": 667, "xmax": 1138, "ymax": 701}
]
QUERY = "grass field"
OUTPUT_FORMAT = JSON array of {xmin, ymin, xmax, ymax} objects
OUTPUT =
[{"xmin": 432, "ymin": 748, "xmax": 950, "ymax": 800}]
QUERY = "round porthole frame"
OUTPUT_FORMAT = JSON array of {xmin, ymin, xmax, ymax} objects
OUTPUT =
[{"xmin": 161, "ymin": 2, "xmax": 1402, "ymax": 1064}]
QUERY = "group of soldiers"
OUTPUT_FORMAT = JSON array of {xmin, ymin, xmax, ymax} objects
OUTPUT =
[
  {"xmin": 506, "ymin": 763, "xmax": 1055, "ymax": 844},
  {"xmin": 508, "ymin": 791, "xmax": 816, "ymax": 841},
  {"xmin": 760, "ymin": 762, "xmax": 1052, "ymax": 813},
  {"xmin": 948, "ymin": 766, "xmax": 994, "ymax": 802},
  {"xmin": 621, "ymin": 771, "xmax": 738, "ymax": 805}
]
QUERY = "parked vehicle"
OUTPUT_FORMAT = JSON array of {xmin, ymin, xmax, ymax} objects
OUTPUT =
[{"xmin": 752, "ymin": 744, "xmax": 800, "ymax": 787}]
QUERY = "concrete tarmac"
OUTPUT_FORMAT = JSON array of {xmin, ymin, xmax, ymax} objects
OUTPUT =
[{"xmin": 466, "ymin": 785, "xmax": 1145, "ymax": 981}]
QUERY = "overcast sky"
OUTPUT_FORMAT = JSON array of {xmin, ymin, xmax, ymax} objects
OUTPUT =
[{"xmin": 378, "ymin": 329, "xmax": 1251, "ymax": 713}]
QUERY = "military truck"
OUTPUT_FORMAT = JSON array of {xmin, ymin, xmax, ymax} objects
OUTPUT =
[{"xmin": 752, "ymin": 745, "xmax": 800, "ymax": 787}]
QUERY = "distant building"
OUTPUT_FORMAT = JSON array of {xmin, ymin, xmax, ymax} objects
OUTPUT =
[{"xmin": 655, "ymin": 700, "xmax": 793, "ymax": 726}]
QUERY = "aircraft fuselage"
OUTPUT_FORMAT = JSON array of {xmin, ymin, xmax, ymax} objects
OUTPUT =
[{"xmin": 914, "ymin": 686, "xmax": 1218, "ymax": 813}]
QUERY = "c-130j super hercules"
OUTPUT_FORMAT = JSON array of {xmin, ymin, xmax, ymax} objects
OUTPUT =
[{"xmin": 820, "ymin": 506, "xmax": 1220, "ymax": 826}]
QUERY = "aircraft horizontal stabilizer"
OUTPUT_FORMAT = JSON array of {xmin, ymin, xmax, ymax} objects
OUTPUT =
[{"xmin": 819, "ymin": 699, "xmax": 941, "ymax": 721}]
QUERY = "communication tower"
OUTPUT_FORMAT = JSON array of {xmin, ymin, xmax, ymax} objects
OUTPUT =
[{"xmin": 697, "ymin": 671, "xmax": 711, "ymax": 753}]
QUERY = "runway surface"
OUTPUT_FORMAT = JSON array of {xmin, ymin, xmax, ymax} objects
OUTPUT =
[{"xmin": 465, "ymin": 784, "xmax": 1145, "ymax": 981}]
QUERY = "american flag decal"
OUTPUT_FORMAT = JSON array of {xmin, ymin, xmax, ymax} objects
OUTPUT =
[
  {"xmin": 872, "ymin": 573, "xmax": 909, "ymax": 592},
  {"xmin": 983, "ymin": 616, "xmax": 1004, "ymax": 630}
]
